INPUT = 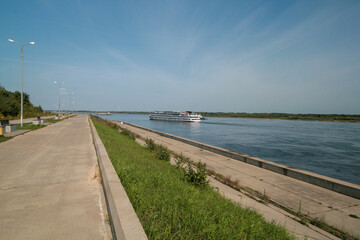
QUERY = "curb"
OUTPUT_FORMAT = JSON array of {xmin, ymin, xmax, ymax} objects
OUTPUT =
[
  {"xmin": 89, "ymin": 118, "xmax": 148, "ymax": 240},
  {"xmin": 122, "ymin": 121, "xmax": 360, "ymax": 200}
]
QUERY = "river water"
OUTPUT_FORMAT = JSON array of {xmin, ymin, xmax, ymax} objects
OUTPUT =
[{"xmin": 96, "ymin": 113, "xmax": 360, "ymax": 185}]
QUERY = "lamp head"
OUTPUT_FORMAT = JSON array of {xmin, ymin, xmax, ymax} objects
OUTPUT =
[
  {"xmin": 29, "ymin": 42, "xmax": 35, "ymax": 45},
  {"xmin": 8, "ymin": 39, "xmax": 14, "ymax": 42}
]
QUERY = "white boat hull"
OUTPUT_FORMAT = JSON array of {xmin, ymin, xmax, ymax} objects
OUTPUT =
[{"xmin": 149, "ymin": 111, "xmax": 202, "ymax": 122}]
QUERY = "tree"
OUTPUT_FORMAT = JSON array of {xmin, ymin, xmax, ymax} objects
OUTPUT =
[{"xmin": 0, "ymin": 85, "xmax": 44, "ymax": 118}]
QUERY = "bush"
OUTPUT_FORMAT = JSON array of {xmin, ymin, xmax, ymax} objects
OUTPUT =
[
  {"xmin": 121, "ymin": 128, "xmax": 135, "ymax": 140},
  {"xmin": 185, "ymin": 162, "xmax": 209, "ymax": 188},
  {"xmin": 155, "ymin": 145, "xmax": 170, "ymax": 162},
  {"xmin": 145, "ymin": 138, "xmax": 157, "ymax": 151},
  {"xmin": 174, "ymin": 153, "xmax": 187, "ymax": 169}
]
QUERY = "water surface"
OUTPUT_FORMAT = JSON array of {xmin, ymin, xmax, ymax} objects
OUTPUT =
[{"xmin": 97, "ymin": 113, "xmax": 360, "ymax": 185}]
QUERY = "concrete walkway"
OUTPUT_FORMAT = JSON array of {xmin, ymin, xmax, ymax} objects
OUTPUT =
[
  {"xmin": 0, "ymin": 115, "xmax": 111, "ymax": 240},
  {"xmin": 121, "ymin": 122, "xmax": 360, "ymax": 239}
]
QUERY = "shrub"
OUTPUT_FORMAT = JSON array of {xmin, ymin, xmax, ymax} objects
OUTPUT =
[
  {"xmin": 120, "ymin": 128, "xmax": 135, "ymax": 140},
  {"xmin": 155, "ymin": 145, "xmax": 170, "ymax": 161},
  {"xmin": 185, "ymin": 162, "xmax": 209, "ymax": 188},
  {"xmin": 174, "ymin": 153, "xmax": 187, "ymax": 169},
  {"xmin": 145, "ymin": 138, "xmax": 157, "ymax": 151}
]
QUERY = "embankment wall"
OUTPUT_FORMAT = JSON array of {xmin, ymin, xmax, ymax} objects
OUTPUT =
[{"xmin": 90, "ymin": 119, "xmax": 148, "ymax": 240}]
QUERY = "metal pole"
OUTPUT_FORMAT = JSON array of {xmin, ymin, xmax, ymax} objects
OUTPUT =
[
  {"xmin": 8, "ymin": 39, "xmax": 34, "ymax": 126},
  {"xmin": 21, "ymin": 46, "xmax": 24, "ymax": 127},
  {"xmin": 58, "ymin": 84, "xmax": 61, "ymax": 116},
  {"xmin": 68, "ymin": 92, "xmax": 70, "ymax": 114},
  {"xmin": 54, "ymin": 81, "xmax": 64, "ymax": 116}
]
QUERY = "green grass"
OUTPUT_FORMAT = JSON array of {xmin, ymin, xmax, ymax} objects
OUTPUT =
[
  {"xmin": 46, "ymin": 118, "xmax": 63, "ymax": 124},
  {"xmin": 92, "ymin": 118, "xmax": 294, "ymax": 240},
  {"xmin": 17, "ymin": 123, "xmax": 46, "ymax": 130},
  {"xmin": 349, "ymin": 214, "xmax": 359, "ymax": 219},
  {"xmin": 0, "ymin": 135, "xmax": 12, "ymax": 143}
]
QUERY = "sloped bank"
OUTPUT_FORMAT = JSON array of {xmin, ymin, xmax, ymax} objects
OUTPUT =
[
  {"xmin": 123, "ymin": 122, "xmax": 360, "ymax": 200},
  {"xmin": 90, "ymin": 117, "xmax": 148, "ymax": 240},
  {"xmin": 90, "ymin": 116, "xmax": 294, "ymax": 239}
]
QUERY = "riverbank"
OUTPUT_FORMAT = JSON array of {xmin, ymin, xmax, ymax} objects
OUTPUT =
[
  {"xmin": 115, "ymin": 119, "xmax": 360, "ymax": 239},
  {"xmin": 91, "ymin": 116, "xmax": 295, "ymax": 239},
  {"xmin": 78, "ymin": 111, "xmax": 360, "ymax": 122},
  {"xmin": 199, "ymin": 112, "xmax": 360, "ymax": 122}
]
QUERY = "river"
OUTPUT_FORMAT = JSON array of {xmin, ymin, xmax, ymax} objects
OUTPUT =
[{"xmin": 94, "ymin": 113, "xmax": 360, "ymax": 185}]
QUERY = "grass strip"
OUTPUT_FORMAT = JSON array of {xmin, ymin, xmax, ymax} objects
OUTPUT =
[
  {"xmin": 93, "ymin": 117, "xmax": 294, "ymax": 240},
  {"xmin": 17, "ymin": 123, "xmax": 46, "ymax": 130},
  {"xmin": 0, "ymin": 135, "xmax": 12, "ymax": 143},
  {"xmin": 46, "ymin": 118, "xmax": 63, "ymax": 124}
]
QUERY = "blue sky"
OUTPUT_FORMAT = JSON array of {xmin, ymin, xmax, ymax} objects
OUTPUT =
[{"xmin": 1, "ymin": 0, "xmax": 359, "ymax": 113}]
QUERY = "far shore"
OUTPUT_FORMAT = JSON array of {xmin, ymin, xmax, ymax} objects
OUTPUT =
[{"xmin": 73, "ymin": 111, "xmax": 360, "ymax": 123}]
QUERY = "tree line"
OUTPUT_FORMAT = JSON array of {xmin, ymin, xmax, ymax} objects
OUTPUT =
[
  {"xmin": 199, "ymin": 112, "xmax": 360, "ymax": 122},
  {"xmin": 0, "ymin": 85, "xmax": 44, "ymax": 119}
]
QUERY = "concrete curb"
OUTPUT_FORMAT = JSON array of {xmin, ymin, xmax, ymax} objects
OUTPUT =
[
  {"xmin": 123, "ymin": 121, "xmax": 360, "ymax": 200},
  {"xmin": 89, "ymin": 118, "xmax": 148, "ymax": 240}
]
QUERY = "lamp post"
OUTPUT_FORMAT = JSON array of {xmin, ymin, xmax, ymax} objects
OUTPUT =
[
  {"xmin": 65, "ymin": 91, "xmax": 74, "ymax": 114},
  {"xmin": 54, "ymin": 81, "xmax": 64, "ymax": 116},
  {"xmin": 68, "ymin": 92, "xmax": 74, "ymax": 114},
  {"xmin": 8, "ymin": 39, "xmax": 35, "ymax": 127}
]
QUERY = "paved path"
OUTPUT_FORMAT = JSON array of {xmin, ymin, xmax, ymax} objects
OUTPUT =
[
  {"xmin": 4, "ymin": 129, "xmax": 31, "ymax": 137},
  {"xmin": 121, "ymin": 122, "xmax": 360, "ymax": 239},
  {"xmin": 0, "ymin": 115, "xmax": 111, "ymax": 240}
]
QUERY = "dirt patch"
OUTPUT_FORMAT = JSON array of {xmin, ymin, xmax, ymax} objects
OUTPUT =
[{"xmin": 88, "ymin": 164, "xmax": 102, "ymax": 185}]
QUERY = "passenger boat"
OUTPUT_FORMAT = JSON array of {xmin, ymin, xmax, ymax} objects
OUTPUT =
[
  {"xmin": 149, "ymin": 111, "xmax": 202, "ymax": 122},
  {"xmin": 97, "ymin": 112, "xmax": 112, "ymax": 115}
]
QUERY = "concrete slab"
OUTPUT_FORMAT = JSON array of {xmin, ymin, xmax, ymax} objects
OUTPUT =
[
  {"xmin": 0, "ymin": 115, "xmax": 111, "ymax": 240},
  {"xmin": 4, "ymin": 129, "xmax": 31, "ymax": 137}
]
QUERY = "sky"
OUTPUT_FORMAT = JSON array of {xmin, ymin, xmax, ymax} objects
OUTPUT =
[{"xmin": 0, "ymin": 0, "xmax": 359, "ymax": 114}]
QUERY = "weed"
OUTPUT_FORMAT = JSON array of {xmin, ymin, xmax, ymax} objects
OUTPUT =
[
  {"xmin": 174, "ymin": 153, "xmax": 187, "ymax": 169},
  {"xmin": 298, "ymin": 200, "xmax": 302, "ymax": 217},
  {"xmin": 46, "ymin": 118, "xmax": 63, "ymax": 123},
  {"xmin": 207, "ymin": 168, "xmax": 215, "ymax": 175},
  {"xmin": 144, "ymin": 138, "xmax": 170, "ymax": 161},
  {"xmin": 120, "ymin": 128, "xmax": 135, "ymax": 140},
  {"xmin": 145, "ymin": 138, "xmax": 156, "ymax": 151},
  {"xmin": 0, "ymin": 136, "xmax": 12, "ymax": 143},
  {"xmin": 155, "ymin": 145, "xmax": 170, "ymax": 161},
  {"xmin": 185, "ymin": 162, "xmax": 209, "ymax": 188},
  {"xmin": 262, "ymin": 189, "xmax": 268, "ymax": 201},
  {"xmin": 17, "ymin": 123, "xmax": 46, "ymax": 130},
  {"xmin": 105, "ymin": 214, "xmax": 111, "ymax": 225},
  {"xmin": 224, "ymin": 175, "xmax": 232, "ymax": 185},
  {"xmin": 309, "ymin": 216, "xmax": 350, "ymax": 239}
]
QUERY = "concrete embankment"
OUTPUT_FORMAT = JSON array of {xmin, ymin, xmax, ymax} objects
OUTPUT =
[
  {"xmin": 124, "ymin": 122, "xmax": 360, "ymax": 200},
  {"xmin": 118, "ymin": 121, "xmax": 360, "ymax": 239},
  {"xmin": 90, "ymin": 119, "xmax": 148, "ymax": 240}
]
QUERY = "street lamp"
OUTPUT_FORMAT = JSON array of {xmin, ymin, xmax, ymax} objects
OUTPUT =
[
  {"xmin": 8, "ymin": 38, "xmax": 35, "ymax": 127},
  {"xmin": 68, "ymin": 92, "xmax": 74, "ymax": 114},
  {"xmin": 54, "ymin": 81, "xmax": 64, "ymax": 116}
]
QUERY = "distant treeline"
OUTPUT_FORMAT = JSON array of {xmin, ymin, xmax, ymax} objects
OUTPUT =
[
  {"xmin": 75, "ymin": 110, "xmax": 360, "ymax": 122},
  {"xmin": 0, "ymin": 86, "xmax": 46, "ymax": 119},
  {"xmin": 199, "ymin": 112, "xmax": 360, "ymax": 122}
]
